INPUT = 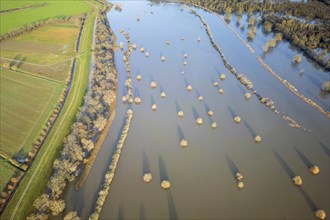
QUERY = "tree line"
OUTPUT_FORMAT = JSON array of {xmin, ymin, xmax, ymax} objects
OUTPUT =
[
  {"xmin": 165, "ymin": 0, "xmax": 330, "ymax": 70},
  {"xmin": 27, "ymin": 5, "xmax": 117, "ymax": 220}
]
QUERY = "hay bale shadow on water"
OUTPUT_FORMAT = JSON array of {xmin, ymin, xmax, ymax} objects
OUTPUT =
[
  {"xmin": 237, "ymin": 84, "xmax": 246, "ymax": 96},
  {"xmin": 298, "ymin": 187, "xmax": 318, "ymax": 212},
  {"xmin": 204, "ymin": 103, "xmax": 212, "ymax": 124},
  {"xmin": 167, "ymin": 191, "xmax": 178, "ymax": 220},
  {"xmin": 117, "ymin": 202, "xmax": 124, "ymax": 220},
  {"xmin": 243, "ymin": 120, "xmax": 256, "ymax": 138},
  {"xmin": 227, "ymin": 106, "xmax": 237, "ymax": 118},
  {"xmin": 159, "ymin": 155, "xmax": 169, "ymax": 182},
  {"xmin": 319, "ymin": 141, "xmax": 330, "ymax": 157},
  {"xmin": 195, "ymin": 89, "xmax": 201, "ymax": 99},
  {"xmin": 272, "ymin": 149, "xmax": 295, "ymax": 178},
  {"xmin": 225, "ymin": 155, "xmax": 239, "ymax": 181},
  {"xmin": 134, "ymin": 87, "xmax": 140, "ymax": 97},
  {"xmin": 142, "ymin": 149, "xmax": 151, "ymax": 175},
  {"xmin": 139, "ymin": 202, "xmax": 146, "ymax": 220},
  {"xmin": 175, "ymin": 100, "xmax": 181, "ymax": 112},
  {"xmin": 176, "ymin": 125, "xmax": 185, "ymax": 141},
  {"xmin": 183, "ymin": 77, "xmax": 190, "ymax": 87},
  {"xmin": 151, "ymin": 95, "xmax": 156, "ymax": 105},
  {"xmin": 293, "ymin": 146, "xmax": 313, "ymax": 169},
  {"xmin": 191, "ymin": 105, "xmax": 199, "ymax": 120}
]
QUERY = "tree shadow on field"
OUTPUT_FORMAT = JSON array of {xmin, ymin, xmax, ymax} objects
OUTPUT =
[
  {"xmin": 139, "ymin": 202, "xmax": 146, "ymax": 220},
  {"xmin": 226, "ymin": 155, "xmax": 240, "ymax": 182},
  {"xmin": 272, "ymin": 149, "xmax": 295, "ymax": 178},
  {"xmin": 243, "ymin": 120, "xmax": 256, "ymax": 138},
  {"xmin": 293, "ymin": 146, "xmax": 313, "ymax": 169},
  {"xmin": 191, "ymin": 105, "xmax": 199, "ymax": 120},
  {"xmin": 142, "ymin": 148, "xmax": 151, "ymax": 175},
  {"xmin": 167, "ymin": 191, "xmax": 178, "ymax": 220},
  {"xmin": 176, "ymin": 125, "xmax": 185, "ymax": 141}
]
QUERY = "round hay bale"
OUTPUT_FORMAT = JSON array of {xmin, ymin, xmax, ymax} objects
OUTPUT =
[
  {"xmin": 152, "ymin": 104, "xmax": 157, "ymax": 111},
  {"xmin": 181, "ymin": 71, "xmax": 184, "ymax": 75},
  {"xmin": 220, "ymin": 74, "xmax": 226, "ymax": 80},
  {"xmin": 132, "ymin": 44, "xmax": 137, "ymax": 50},
  {"xmin": 161, "ymin": 56, "xmax": 166, "ymax": 62},
  {"xmin": 186, "ymin": 85, "xmax": 193, "ymax": 92},
  {"xmin": 181, "ymin": 36, "xmax": 184, "ymax": 41},
  {"xmin": 127, "ymin": 98, "xmax": 133, "ymax": 104},
  {"xmin": 197, "ymin": 37, "xmax": 201, "ymax": 41},
  {"xmin": 309, "ymin": 165, "xmax": 320, "ymax": 175},
  {"xmin": 184, "ymin": 53, "xmax": 188, "ymax": 59},
  {"xmin": 161, "ymin": 180, "xmax": 171, "ymax": 189},
  {"xmin": 245, "ymin": 93, "xmax": 251, "ymax": 99},
  {"xmin": 123, "ymin": 56, "xmax": 126, "ymax": 61},
  {"xmin": 198, "ymin": 96, "xmax": 203, "ymax": 101},
  {"xmin": 254, "ymin": 135, "xmax": 261, "ymax": 143},
  {"xmin": 213, "ymin": 82, "xmax": 219, "ymax": 87},
  {"xmin": 234, "ymin": 116, "xmax": 241, "ymax": 123},
  {"xmin": 119, "ymin": 42, "xmax": 124, "ymax": 49},
  {"xmin": 136, "ymin": 74, "xmax": 142, "ymax": 81},
  {"xmin": 292, "ymin": 176, "xmax": 303, "ymax": 186},
  {"xmin": 178, "ymin": 111, "xmax": 184, "ymax": 118},
  {"xmin": 145, "ymin": 52, "xmax": 149, "ymax": 57},
  {"xmin": 166, "ymin": 40, "xmax": 170, "ymax": 45},
  {"xmin": 183, "ymin": 61, "xmax": 187, "ymax": 66},
  {"xmin": 150, "ymin": 81, "xmax": 157, "ymax": 89},
  {"xmin": 236, "ymin": 173, "xmax": 244, "ymax": 181},
  {"xmin": 122, "ymin": 96, "xmax": 127, "ymax": 103},
  {"xmin": 140, "ymin": 47, "xmax": 145, "ymax": 53},
  {"xmin": 237, "ymin": 181, "xmax": 244, "ymax": 189},
  {"xmin": 196, "ymin": 117, "xmax": 203, "ymax": 125},
  {"xmin": 134, "ymin": 97, "xmax": 141, "ymax": 104},
  {"xmin": 143, "ymin": 173, "xmax": 152, "ymax": 183},
  {"xmin": 253, "ymin": 90, "xmax": 257, "ymax": 94},
  {"xmin": 315, "ymin": 210, "xmax": 326, "ymax": 220},
  {"xmin": 218, "ymin": 88, "xmax": 224, "ymax": 94},
  {"xmin": 180, "ymin": 139, "xmax": 188, "ymax": 147},
  {"xmin": 160, "ymin": 92, "xmax": 166, "ymax": 98},
  {"xmin": 211, "ymin": 122, "xmax": 217, "ymax": 129},
  {"xmin": 208, "ymin": 111, "xmax": 214, "ymax": 116}
]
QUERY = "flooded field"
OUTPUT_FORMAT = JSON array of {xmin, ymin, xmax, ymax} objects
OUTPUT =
[{"xmin": 63, "ymin": 1, "xmax": 329, "ymax": 219}]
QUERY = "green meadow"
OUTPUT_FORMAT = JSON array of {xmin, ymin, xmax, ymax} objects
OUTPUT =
[
  {"xmin": 0, "ymin": 69, "xmax": 63, "ymax": 157},
  {"xmin": 0, "ymin": 0, "xmax": 93, "ymax": 35}
]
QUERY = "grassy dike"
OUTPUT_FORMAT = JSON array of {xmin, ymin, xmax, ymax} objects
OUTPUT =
[{"xmin": 1, "ymin": 5, "xmax": 99, "ymax": 220}]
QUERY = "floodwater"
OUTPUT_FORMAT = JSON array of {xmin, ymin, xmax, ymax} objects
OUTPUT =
[{"xmin": 63, "ymin": 1, "xmax": 330, "ymax": 219}]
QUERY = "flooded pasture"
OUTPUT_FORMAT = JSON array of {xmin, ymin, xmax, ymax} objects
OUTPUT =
[{"xmin": 63, "ymin": 1, "xmax": 329, "ymax": 219}]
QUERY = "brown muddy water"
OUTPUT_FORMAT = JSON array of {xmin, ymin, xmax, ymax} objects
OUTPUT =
[{"xmin": 62, "ymin": 1, "xmax": 330, "ymax": 219}]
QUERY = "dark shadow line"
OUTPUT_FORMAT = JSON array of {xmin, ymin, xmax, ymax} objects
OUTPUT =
[
  {"xmin": 118, "ymin": 202, "xmax": 124, "ymax": 220},
  {"xmin": 243, "ymin": 120, "xmax": 256, "ymax": 138},
  {"xmin": 176, "ymin": 125, "xmax": 184, "ymax": 141},
  {"xmin": 298, "ymin": 187, "xmax": 318, "ymax": 212},
  {"xmin": 293, "ymin": 146, "xmax": 313, "ymax": 169},
  {"xmin": 272, "ymin": 149, "xmax": 295, "ymax": 178},
  {"xmin": 175, "ymin": 100, "xmax": 181, "ymax": 112},
  {"xmin": 167, "ymin": 191, "xmax": 178, "ymax": 220},
  {"xmin": 227, "ymin": 106, "xmax": 237, "ymax": 118},
  {"xmin": 159, "ymin": 155, "xmax": 169, "ymax": 181},
  {"xmin": 142, "ymin": 148, "xmax": 151, "ymax": 174},
  {"xmin": 191, "ymin": 105, "xmax": 199, "ymax": 120},
  {"xmin": 139, "ymin": 202, "xmax": 146, "ymax": 220},
  {"xmin": 319, "ymin": 141, "xmax": 330, "ymax": 157},
  {"xmin": 225, "ymin": 155, "xmax": 239, "ymax": 181},
  {"xmin": 151, "ymin": 94, "xmax": 155, "ymax": 105}
]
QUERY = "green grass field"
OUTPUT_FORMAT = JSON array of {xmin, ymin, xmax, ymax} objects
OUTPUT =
[
  {"xmin": 0, "ymin": 22, "xmax": 80, "ymax": 81},
  {"xmin": 1, "ymin": 4, "xmax": 98, "ymax": 219},
  {"xmin": 0, "ymin": 1, "xmax": 43, "ymax": 11},
  {"xmin": 0, "ymin": 159, "xmax": 22, "ymax": 192},
  {"xmin": 0, "ymin": 69, "xmax": 64, "ymax": 158},
  {"xmin": 0, "ymin": 1, "xmax": 93, "ymax": 35}
]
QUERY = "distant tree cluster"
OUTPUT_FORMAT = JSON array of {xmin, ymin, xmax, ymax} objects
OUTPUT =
[
  {"xmin": 165, "ymin": 0, "xmax": 330, "ymax": 70},
  {"xmin": 28, "ymin": 6, "xmax": 117, "ymax": 219}
]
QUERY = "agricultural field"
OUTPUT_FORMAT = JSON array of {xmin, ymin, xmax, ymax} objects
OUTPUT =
[
  {"xmin": 0, "ymin": 22, "xmax": 80, "ymax": 82},
  {"xmin": 0, "ymin": 159, "xmax": 22, "ymax": 192},
  {"xmin": 0, "ymin": 0, "xmax": 93, "ymax": 35},
  {"xmin": 0, "ymin": 69, "xmax": 64, "ymax": 158}
]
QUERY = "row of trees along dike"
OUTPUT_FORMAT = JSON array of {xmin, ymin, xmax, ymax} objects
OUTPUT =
[
  {"xmin": 166, "ymin": 0, "xmax": 330, "ymax": 71},
  {"xmin": 27, "ymin": 4, "xmax": 117, "ymax": 220},
  {"xmin": 0, "ymin": 16, "xmax": 70, "ymax": 42}
]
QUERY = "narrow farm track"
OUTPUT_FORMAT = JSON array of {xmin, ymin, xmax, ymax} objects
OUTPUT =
[{"xmin": 5, "ymin": 9, "xmax": 96, "ymax": 220}]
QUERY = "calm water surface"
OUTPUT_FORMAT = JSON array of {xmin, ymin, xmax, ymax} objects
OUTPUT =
[{"xmin": 63, "ymin": 1, "xmax": 330, "ymax": 219}]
